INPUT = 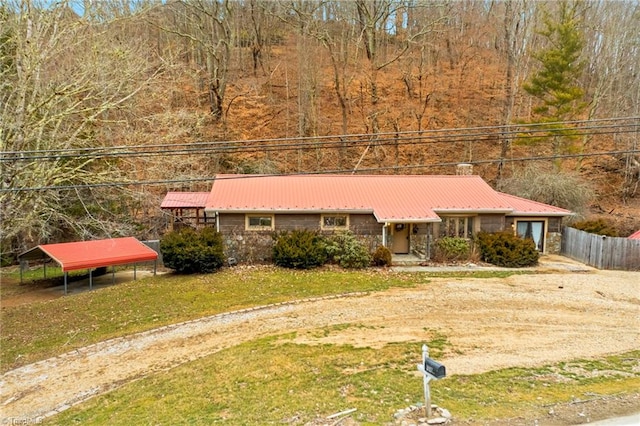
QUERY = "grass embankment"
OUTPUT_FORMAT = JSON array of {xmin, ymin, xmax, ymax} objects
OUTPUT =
[{"xmin": 47, "ymin": 338, "xmax": 640, "ymax": 425}]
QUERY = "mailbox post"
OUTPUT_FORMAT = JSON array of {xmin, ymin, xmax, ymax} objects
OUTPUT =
[{"xmin": 416, "ymin": 344, "xmax": 446, "ymax": 417}]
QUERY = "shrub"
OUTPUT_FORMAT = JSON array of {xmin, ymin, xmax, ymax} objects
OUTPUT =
[
  {"xmin": 476, "ymin": 231, "xmax": 539, "ymax": 268},
  {"xmin": 272, "ymin": 230, "xmax": 327, "ymax": 269},
  {"xmin": 572, "ymin": 218, "xmax": 619, "ymax": 237},
  {"xmin": 435, "ymin": 237, "xmax": 470, "ymax": 262},
  {"xmin": 372, "ymin": 245, "xmax": 392, "ymax": 267},
  {"xmin": 325, "ymin": 231, "xmax": 372, "ymax": 269},
  {"xmin": 160, "ymin": 227, "xmax": 225, "ymax": 274}
]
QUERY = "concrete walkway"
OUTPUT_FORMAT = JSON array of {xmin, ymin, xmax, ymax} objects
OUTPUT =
[{"xmin": 391, "ymin": 254, "xmax": 594, "ymax": 273}]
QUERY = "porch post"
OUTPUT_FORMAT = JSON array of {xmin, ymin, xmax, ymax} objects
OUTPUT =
[
  {"xmin": 426, "ymin": 223, "xmax": 432, "ymax": 260},
  {"xmin": 382, "ymin": 224, "xmax": 387, "ymax": 247}
]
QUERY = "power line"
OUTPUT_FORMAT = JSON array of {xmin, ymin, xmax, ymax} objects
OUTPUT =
[
  {"xmin": 1, "ymin": 117, "xmax": 638, "ymax": 162},
  {"xmin": 3, "ymin": 149, "xmax": 637, "ymax": 192}
]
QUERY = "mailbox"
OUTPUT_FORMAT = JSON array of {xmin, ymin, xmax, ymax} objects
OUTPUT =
[{"xmin": 424, "ymin": 358, "xmax": 446, "ymax": 379}]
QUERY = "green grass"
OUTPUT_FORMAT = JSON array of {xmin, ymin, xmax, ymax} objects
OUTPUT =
[
  {"xmin": 46, "ymin": 337, "xmax": 640, "ymax": 425},
  {"xmin": 3, "ymin": 266, "xmax": 637, "ymax": 424},
  {"xmin": 1, "ymin": 267, "xmax": 424, "ymax": 371},
  {"xmin": 1, "ymin": 265, "xmax": 87, "ymax": 297},
  {"xmin": 434, "ymin": 352, "xmax": 640, "ymax": 421}
]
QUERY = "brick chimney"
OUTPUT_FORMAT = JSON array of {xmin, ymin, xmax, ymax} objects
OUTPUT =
[{"xmin": 456, "ymin": 163, "xmax": 473, "ymax": 175}]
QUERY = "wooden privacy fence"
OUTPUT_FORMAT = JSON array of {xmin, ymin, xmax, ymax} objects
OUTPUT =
[{"xmin": 561, "ymin": 227, "xmax": 640, "ymax": 271}]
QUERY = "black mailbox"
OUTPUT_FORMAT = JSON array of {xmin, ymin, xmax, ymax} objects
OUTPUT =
[{"xmin": 424, "ymin": 358, "xmax": 446, "ymax": 379}]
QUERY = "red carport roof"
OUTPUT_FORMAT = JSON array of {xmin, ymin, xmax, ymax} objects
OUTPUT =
[
  {"xmin": 629, "ymin": 230, "xmax": 640, "ymax": 240},
  {"xmin": 19, "ymin": 237, "xmax": 158, "ymax": 272}
]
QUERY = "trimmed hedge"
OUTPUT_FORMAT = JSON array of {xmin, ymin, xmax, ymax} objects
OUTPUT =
[
  {"xmin": 476, "ymin": 231, "xmax": 539, "ymax": 268},
  {"xmin": 435, "ymin": 237, "xmax": 471, "ymax": 262},
  {"xmin": 325, "ymin": 231, "xmax": 372, "ymax": 269},
  {"xmin": 160, "ymin": 227, "xmax": 225, "ymax": 274},
  {"xmin": 372, "ymin": 245, "xmax": 392, "ymax": 267},
  {"xmin": 272, "ymin": 230, "xmax": 327, "ymax": 269}
]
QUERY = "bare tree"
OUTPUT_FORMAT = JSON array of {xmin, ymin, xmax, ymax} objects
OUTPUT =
[
  {"xmin": 0, "ymin": 0, "xmax": 160, "ymax": 257},
  {"xmin": 497, "ymin": 0, "xmax": 536, "ymax": 180},
  {"xmin": 581, "ymin": 1, "xmax": 640, "ymax": 195},
  {"xmin": 152, "ymin": 0, "xmax": 234, "ymax": 120}
]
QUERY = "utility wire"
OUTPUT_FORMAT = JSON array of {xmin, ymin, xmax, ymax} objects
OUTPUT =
[
  {"xmin": 1, "ymin": 125, "xmax": 637, "ymax": 162},
  {"xmin": 3, "ymin": 149, "xmax": 638, "ymax": 192},
  {"xmin": 1, "ymin": 117, "xmax": 638, "ymax": 161}
]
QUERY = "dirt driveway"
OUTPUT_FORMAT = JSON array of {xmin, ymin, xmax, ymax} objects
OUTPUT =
[{"xmin": 1, "ymin": 257, "xmax": 639, "ymax": 423}]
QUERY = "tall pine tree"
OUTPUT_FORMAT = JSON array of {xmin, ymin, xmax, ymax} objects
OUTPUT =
[{"xmin": 522, "ymin": 1, "xmax": 586, "ymax": 170}]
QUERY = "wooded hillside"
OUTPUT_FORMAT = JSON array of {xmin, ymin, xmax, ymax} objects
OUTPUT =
[{"xmin": 1, "ymin": 0, "xmax": 639, "ymax": 259}]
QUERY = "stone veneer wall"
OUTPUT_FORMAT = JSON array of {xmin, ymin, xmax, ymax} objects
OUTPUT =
[
  {"xmin": 546, "ymin": 232, "xmax": 562, "ymax": 254},
  {"xmin": 218, "ymin": 213, "xmax": 385, "ymax": 264}
]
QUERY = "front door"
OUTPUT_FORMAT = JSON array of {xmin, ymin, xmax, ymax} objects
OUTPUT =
[
  {"xmin": 516, "ymin": 220, "xmax": 545, "ymax": 252},
  {"xmin": 392, "ymin": 223, "xmax": 410, "ymax": 254}
]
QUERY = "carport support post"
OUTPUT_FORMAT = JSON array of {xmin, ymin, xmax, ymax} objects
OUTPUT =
[
  {"xmin": 134, "ymin": 264, "xmax": 137, "ymax": 280},
  {"xmin": 112, "ymin": 266, "xmax": 116, "ymax": 284},
  {"xmin": 64, "ymin": 272, "xmax": 68, "ymax": 295},
  {"xmin": 89, "ymin": 269, "xmax": 93, "ymax": 290}
]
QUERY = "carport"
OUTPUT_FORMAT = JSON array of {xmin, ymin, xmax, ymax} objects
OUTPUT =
[{"xmin": 18, "ymin": 237, "xmax": 158, "ymax": 294}]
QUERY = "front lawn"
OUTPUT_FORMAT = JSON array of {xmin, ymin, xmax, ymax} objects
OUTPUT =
[
  {"xmin": 1, "ymin": 266, "xmax": 423, "ymax": 371},
  {"xmin": 47, "ymin": 337, "xmax": 640, "ymax": 425}
]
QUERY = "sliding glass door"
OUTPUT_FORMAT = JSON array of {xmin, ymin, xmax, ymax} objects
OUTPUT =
[{"xmin": 516, "ymin": 220, "xmax": 545, "ymax": 252}]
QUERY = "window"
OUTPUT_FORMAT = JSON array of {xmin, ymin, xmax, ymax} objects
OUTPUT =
[
  {"xmin": 321, "ymin": 214, "xmax": 349, "ymax": 230},
  {"xmin": 246, "ymin": 215, "xmax": 274, "ymax": 230},
  {"xmin": 439, "ymin": 216, "xmax": 474, "ymax": 238}
]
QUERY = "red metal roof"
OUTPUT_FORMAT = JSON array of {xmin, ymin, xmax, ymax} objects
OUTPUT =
[
  {"xmin": 497, "ymin": 192, "xmax": 572, "ymax": 216},
  {"xmin": 629, "ymin": 230, "xmax": 640, "ymax": 240},
  {"xmin": 204, "ymin": 174, "xmax": 570, "ymax": 222},
  {"xmin": 19, "ymin": 237, "xmax": 158, "ymax": 272},
  {"xmin": 161, "ymin": 192, "xmax": 209, "ymax": 209}
]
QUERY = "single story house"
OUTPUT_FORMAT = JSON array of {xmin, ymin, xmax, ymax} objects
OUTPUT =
[{"xmin": 161, "ymin": 174, "xmax": 572, "ymax": 263}]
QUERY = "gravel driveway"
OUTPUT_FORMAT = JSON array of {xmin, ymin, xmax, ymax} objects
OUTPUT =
[{"xmin": 1, "ymin": 257, "xmax": 638, "ymax": 423}]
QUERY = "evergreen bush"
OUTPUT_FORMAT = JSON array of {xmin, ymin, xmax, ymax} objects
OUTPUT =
[
  {"xmin": 435, "ymin": 237, "xmax": 470, "ymax": 262},
  {"xmin": 372, "ymin": 245, "xmax": 393, "ymax": 267},
  {"xmin": 272, "ymin": 230, "xmax": 327, "ymax": 269},
  {"xmin": 572, "ymin": 219, "xmax": 619, "ymax": 237},
  {"xmin": 160, "ymin": 227, "xmax": 225, "ymax": 274},
  {"xmin": 476, "ymin": 231, "xmax": 539, "ymax": 268},
  {"xmin": 325, "ymin": 231, "xmax": 372, "ymax": 269}
]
